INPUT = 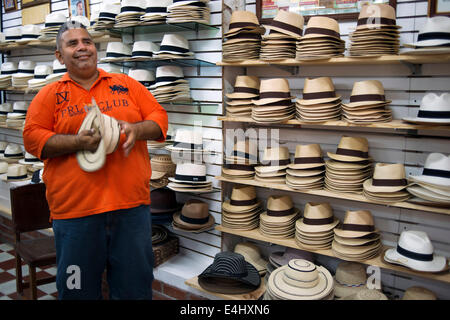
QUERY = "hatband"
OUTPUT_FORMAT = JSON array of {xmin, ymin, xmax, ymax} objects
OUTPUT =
[
  {"xmin": 303, "ymin": 91, "xmax": 337, "ymax": 100},
  {"xmin": 180, "ymin": 214, "xmax": 210, "ymax": 225},
  {"xmin": 335, "ymin": 148, "xmax": 369, "ymax": 158},
  {"xmin": 357, "ymin": 17, "xmax": 396, "ymax": 26},
  {"xmin": 270, "ymin": 20, "xmax": 302, "ymax": 37},
  {"xmin": 350, "ymin": 94, "xmax": 385, "ymax": 103},
  {"xmin": 294, "ymin": 157, "xmax": 324, "ymax": 164},
  {"xmin": 372, "ymin": 178, "xmax": 407, "ymax": 187},
  {"xmin": 175, "ymin": 173, "xmax": 206, "ymax": 182},
  {"xmin": 229, "ymin": 22, "xmax": 260, "ymax": 29},
  {"xmin": 417, "ymin": 32, "xmax": 450, "ymax": 42},
  {"xmin": 267, "ymin": 207, "xmax": 295, "ymax": 217},
  {"xmin": 417, "ymin": 110, "xmax": 450, "ymax": 119},
  {"xmin": 223, "ymin": 164, "xmax": 254, "ymax": 171},
  {"xmin": 397, "ymin": 245, "xmax": 433, "ymax": 262},
  {"xmin": 303, "ymin": 217, "xmax": 335, "ymax": 225},
  {"xmin": 230, "ymin": 198, "xmax": 258, "ymax": 206},
  {"xmin": 260, "ymin": 92, "xmax": 292, "ymax": 99},
  {"xmin": 146, "ymin": 7, "xmax": 167, "ymax": 13},
  {"xmin": 422, "ymin": 168, "xmax": 450, "ymax": 178},
  {"xmin": 233, "ymin": 87, "xmax": 259, "ymax": 94},
  {"xmin": 342, "ymin": 224, "xmax": 374, "ymax": 232},
  {"xmin": 304, "ymin": 27, "xmax": 340, "ymax": 38}
]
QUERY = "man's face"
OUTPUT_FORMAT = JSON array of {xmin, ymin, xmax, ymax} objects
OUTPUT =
[
  {"xmin": 77, "ymin": 2, "xmax": 83, "ymax": 15},
  {"xmin": 55, "ymin": 28, "xmax": 97, "ymax": 75}
]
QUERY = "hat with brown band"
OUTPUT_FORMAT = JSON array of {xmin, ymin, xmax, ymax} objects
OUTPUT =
[
  {"xmin": 301, "ymin": 16, "xmax": 342, "ymax": 40},
  {"xmin": 255, "ymin": 147, "xmax": 291, "ymax": 173},
  {"xmin": 262, "ymin": 9, "xmax": 304, "ymax": 39},
  {"xmin": 343, "ymin": 80, "xmax": 391, "ymax": 108},
  {"xmin": 356, "ymin": 3, "xmax": 400, "ymax": 31},
  {"xmin": 224, "ymin": 139, "xmax": 258, "ymax": 164},
  {"xmin": 327, "ymin": 136, "xmax": 371, "ymax": 162},
  {"xmin": 296, "ymin": 202, "xmax": 339, "ymax": 233},
  {"xmin": 252, "ymin": 78, "xmax": 294, "ymax": 106},
  {"xmin": 334, "ymin": 210, "xmax": 379, "ymax": 238},
  {"xmin": 297, "ymin": 77, "xmax": 341, "ymax": 105},
  {"xmin": 260, "ymin": 195, "xmax": 300, "ymax": 223},
  {"xmin": 172, "ymin": 199, "xmax": 215, "ymax": 232},
  {"xmin": 288, "ymin": 144, "xmax": 325, "ymax": 170},
  {"xmin": 363, "ymin": 163, "xmax": 408, "ymax": 193},
  {"xmin": 223, "ymin": 185, "xmax": 261, "ymax": 213},
  {"xmin": 226, "ymin": 75, "xmax": 260, "ymax": 100},
  {"xmin": 224, "ymin": 11, "xmax": 265, "ymax": 37}
]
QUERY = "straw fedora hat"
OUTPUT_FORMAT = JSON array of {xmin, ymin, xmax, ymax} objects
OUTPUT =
[
  {"xmin": 403, "ymin": 93, "xmax": 450, "ymax": 124},
  {"xmin": 224, "ymin": 139, "xmax": 258, "ymax": 164},
  {"xmin": 302, "ymin": 16, "xmax": 341, "ymax": 40},
  {"xmin": 327, "ymin": 136, "xmax": 370, "ymax": 162},
  {"xmin": 342, "ymin": 289, "xmax": 388, "ymax": 300},
  {"xmin": 384, "ymin": 230, "xmax": 447, "ymax": 272},
  {"xmin": 226, "ymin": 75, "xmax": 260, "ymax": 100},
  {"xmin": 408, "ymin": 153, "xmax": 450, "ymax": 189},
  {"xmin": 234, "ymin": 242, "xmax": 268, "ymax": 273},
  {"xmin": 1, "ymin": 164, "xmax": 30, "ymax": 181},
  {"xmin": 0, "ymin": 161, "xmax": 8, "ymax": 174},
  {"xmin": 288, "ymin": 144, "xmax": 324, "ymax": 170},
  {"xmin": 166, "ymin": 129, "xmax": 203, "ymax": 152},
  {"xmin": 405, "ymin": 16, "xmax": 450, "ymax": 48},
  {"xmin": 343, "ymin": 80, "xmax": 391, "ymax": 108},
  {"xmin": 406, "ymin": 185, "xmax": 450, "ymax": 204},
  {"xmin": 260, "ymin": 195, "xmax": 299, "ymax": 223},
  {"xmin": 223, "ymin": 185, "xmax": 261, "ymax": 213},
  {"xmin": 333, "ymin": 261, "xmax": 368, "ymax": 299},
  {"xmin": 1, "ymin": 143, "xmax": 24, "ymax": 162},
  {"xmin": 252, "ymin": 78, "xmax": 294, "ymax": 106},
  {"xmin": 263, "ymin": 10, "xmax": 304, "ymax": 39},
  {"xmin": 356, "ymin": 3, "xmax": 400, "ymax": 30},
  {"xmin": 363, "ymin": 163, "xmax": 408, "ymax": 193},
  {"xmin": 155, "ymin": 33, "xmax": 193, "ymax": 56},
  {"xmin": 255, "ymin": 147, "xmax": 290, "ymax": 173},
  {"xmin": 168, "ymin": 163, "xmax": 208, "ymax": 184},
  {"xmin": 334, "ymin": 210, "xmax": 378, "ymax": 238},
  {"xmin": 296, "ymin": 202, "xmax": 339, "ymax": 233},
  {"xmin": 172, "ymin": 199, "xmax": 215, "ymax": 232},
  {"xmin": 224, "ymin": 11, "xmax": 265, "ymax": 37},
  {"xmin": 297, "ymin": 77, "xmax": 341, "ymax": 105},
  {"xmin": 402, "ymin": 286, "xmax": 437, "ymax": 300}
]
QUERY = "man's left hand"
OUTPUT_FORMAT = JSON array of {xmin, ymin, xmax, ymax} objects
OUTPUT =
[{"xmin": 118, "ymin": 120, "xmax": 137, "ymax": 157}]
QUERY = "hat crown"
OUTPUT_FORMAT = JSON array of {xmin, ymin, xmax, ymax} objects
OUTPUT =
[
  {"xmin": 230, "ymin": 185, "xmax": 256, "ymax": 201},
  {"xmin": 45, "ymin": 12, "xmax": 67, "ymax": 24},
  {"xmin": 420, "ymin": 93, "xmax": 450, "ymax": 112},
  {"xmin": 306, "ymin": 16, "xmax": 339, "ymax": 33},
  {"xmin": 100, "ymin": 2, "xmax": 121, "ymax": 14},
  {"xmin": 270, "ymin": 9, "xmax": 304, "ymax": 32},
  {"xmin": 337, "ymin": 136, "xmax": 369, "ymax": 153},
  {"xmin": 294, "ymin": 144, "xmax": 323, "ymax": 158},
  {"xmin": 150, "ymin": 188, "xmax": 177, "ymax": 209},
  {"xmin": 52, "ymin": 59, "xmax": 65, "ymax": 69},
  {"xmin": 0, "ymin": 103, "xmax": 12, "ymax": 112},
  {"xmin": 229, "ymin": 11, "xmax": 260, "ymax": 26},
  {"xmin": 209, "ymin": 252, "xmax": 248, "ymax": 277},
  {"xmin": 303, "ymin": 77, "xmax": 335, "ymax": 94},
  {"xmin": 146, "ymin": 0, "xmax": 172, "ymax": 7},
  {"xmin": 173, "ymin": 129, "xmax": 202, "ymax": 144},
  {"xmin": 155, "ymin": 65, "xmax": 184, "ymax": 78},
  {"xmin": 303, "ymin": 202, "xmax": 333, "ymax": 219},
  {"xmin": 98, "ymin": 64, "xmax": 122, "ymax": 73},
  {"xmin": 128, "ymin": 68, "xmax": 155, "ymax": 81},
  {"xmin": 423, "ymin": 152, "xmax": 450, "ymax": 172},
  {"xmin": 259, "ymin": 78, "xmax": 291, "ymax": 93},
  {"xmin": 398, "ymin": 230, "xmax": 434, "ymax": 255},
  {"xmin": 233, "ymin": 75, "xmax": 260, "ymax": 90},
  {"xmin": 120, "ymin": 0, "xmax": 146, "ymax": 10},
  {"xmin": 160, "ymin": 33, "xmax": 190, "ymax": 50},
  {"xmin": 21, "ymin": 24, "xmax": 41, "ymax": 34},
  {"xmin": 17, "ymin": 60, "xmax": 36, "ymax": 70},
  {"xmin": 284, "ymin": 259, "xmax": 319, "ymax": 287},
  {"xmin": 373, "ymin": 163, "xmax": 406, "ymax": 180},
  {"xmin": 419, "ymin": 16, "xmax": 450, "ymax": 35},
  {"xmin": 358, "ymin": 3, "xmax": 396, "ymax": 20},
  {"xmin": 335, "ymin": 262, "xmax": 367, "ymax": 285},
  {"xmin": 1, "ymin": 62, "xmax": 18, "ymax": 71},
  {"xmin": 34, "ymin": 65, "xmax": 53, "ymax": 75},
  {"xmin": 7, "ymin": 164, "xmax": 27, "ymax": 177},
  {"xmin": 12, "ymin": 101, "xmax": 28, "ymax": 111},
  {"xmin": 262, "ymin": 146, "xmax": 290, "ymax": 162},
  {"xmin": 351, "ymin": 80, "xmax": 385, "ymax": 96},
  {"xmin": 267, "ymin": 195, "xmax": 294, "ymax": 212},
  {"xmin": 132, "ymin": 40, "xmax": 159, "ymax": 52},
  {"xmin": 343, "ymin": 210, "xmax": 375, "ymax": 227},
  {"xmin": 175, "ymin": 162, "xmax": 206, "ymax": 176},
  {"xmin": 24, "ymin": 152, "xmax": 37, "ymax": 160},
  {"xmin": 4, "ymin": 143, "xmax": 23, "ymax": 155},
  {"xmin": 5, "ymin": 26, "xmax": 22, "ymax": 36},
  {"xmin": 182, "ymin": 199, "xmax": 209, "ymax": 219},
  {"xmin": 106, "ymin": 42, "xmax": 132, "ymax": 55},
  {"xmin": 234, "ymin": 242, "xmax": 262, "ymax": 263}
]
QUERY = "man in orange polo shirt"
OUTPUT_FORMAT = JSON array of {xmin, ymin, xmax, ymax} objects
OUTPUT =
[{"xmin": 23, "ymin": 21, "xmax": 168, "ymax": 299}]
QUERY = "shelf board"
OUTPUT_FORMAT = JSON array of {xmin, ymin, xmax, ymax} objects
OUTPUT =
[
  {"xmin": 217, "ymin": 54, "xmax": 450, "ymax": 66},
  {"xmin": 215, "ymin": 176, "xmax": 450, "ymax": 216},
  {"xmin": 216, "ymin": 225, "xmax": 450, "ymax": 284},
  {"xmin": 185, "ymin": 276, "xmax": 266, "ymax": 300},
  {"xmin": 112, "ymin": 22, "xmax": 218, "ymax": 35},
  {"xmin": 218, "ymin": 117, "xmax": 450, "ymax": 136}
]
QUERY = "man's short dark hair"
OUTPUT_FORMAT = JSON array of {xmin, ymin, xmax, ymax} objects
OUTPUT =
[{"xmin": 56, "ymin": 20, "xmax": 89, "ymax": 51}]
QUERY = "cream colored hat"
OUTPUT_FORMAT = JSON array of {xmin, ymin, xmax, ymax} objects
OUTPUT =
[
  {"xmin": 297, "ymin": 77, "xmax": 341, "ymax": 105},
  {"xmin": 260, "ymin": 195, "xmax": 299, "ymax": 222},
  {"xmin": 363, "ymin": 163, "xmax": 408, "ymax": 193},
  {"xmin": 402, "ymin": 286, "xmax": 437, "ymax": 300},
  {"xmin": 296, "ymin": 202, "xmax": 339, "ymax": 233},
  {"xmin": 356, "ymin": 3, "xmax": 400, "ymax": 30},
  {"xmin": 252, "ymin": 78, "xmax": 294, "ymax": 106},
  {"xmin": 226, "ymin": 75, "xmax": 260, "ymax": 100},
  {"xmin": 334, "ymin": 210, "xmax": 379, "ymax": 238},
  {"xmin": 223, "ymin": 185, "xmax": 260, "ymax": 213},
  {"xmin": 234, "ymin": 242, "xmax": 268, "ymax": 273},
  {"xmin": 333, "ymin": 262, "xmax": 368, "ymax": 299},
  {"xmin": 263, "ymin": 10, "xmax": 304, "ymax": 39},
  {"xmin": 255, "ymin": 146, "xmax": 290, "ymax": 173},
  {"xmin": 288, "ymin": 144, "xmax": 324, "ymax": 170},
  {"xmin": 224, "ymin": 11, "xmax": 265, "ymax": 37},
  {"xmin": 302, "ymin": 16, "xmax": 341, "ymax": 40},
  {"xmin": 327, "ymin": 136, "xmax": 370, "ymax": 162},
  {"xmin": 343, "ymin": 80, "xmax": 391, "ymax": 108},
  {"xmin": 1, "ymin": 164, "xmax": 30, "ymax": 181}
]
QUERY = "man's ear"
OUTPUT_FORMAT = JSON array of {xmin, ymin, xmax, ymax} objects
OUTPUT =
[{"xmin": 55, "ymin": 50, "xmax": 64, "ymax": 64}]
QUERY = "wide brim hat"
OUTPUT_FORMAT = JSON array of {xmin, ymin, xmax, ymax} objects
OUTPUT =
[
  {"xmin": 224, "ymin": 11, "xmax": 265, "ymax": 37},
  {"xmin": 172, "ymin": 210, "xmax": 215, "ymax": 231},
  {"xmin": 406, "ymin": 186, "xmax": 450, "ymax": 204},
  {"xmin": 384, "ymin": 247, "xmax": 447, "ymax": 273},
  {"xmin": 225, "ymin": 75, "xmax": 260, "ymax": 100},
  {"xmin": 333, "ymin": 210, "xmax": 379, "ymax": 238},
  {"xmin": 404, "ymin": 16, "xmax": 450, "ymax": 48}
]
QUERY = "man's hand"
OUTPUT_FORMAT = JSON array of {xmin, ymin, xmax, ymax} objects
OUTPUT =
[
  {"xmin": 77, "ymin": 128, "xmax": 101, "ymax": 152},
  {"xmin": 118, "ymin": 120, "xmax": 137, "ymax": 157}
]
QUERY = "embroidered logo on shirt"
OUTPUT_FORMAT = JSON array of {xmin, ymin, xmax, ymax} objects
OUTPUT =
[
  {"xmin": 109, "ymin": 85, "xmax": 129, "ymax": 95},
  {"xmin": 56, "ymin": 91, "xmax": 69, "ymax": 105}
]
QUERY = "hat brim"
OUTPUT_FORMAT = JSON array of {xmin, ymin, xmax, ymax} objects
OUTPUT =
[
  {"xmin": 384, "ymin": 248, "xmax": 447, "ymax": 272},
  {"xmin": 327, "ymin": 152, "xmax": 371, "ymax": 163},
  {"xmin": 406, "ymin": 186, "xmax": 450, "ymax": 203},
  {"xmin": 363, "ymin": 178, "xmax": 407, "ymax": 193},
  {"xmin": 334, "ymin": 279, "xmax": 367, "ymax": 299},
  {"xmin": 408, "ymin": 175, "xmax": 450, "ymax": 190},
  {"xmin": 402, "ymin": 117, "xmax": 450, "ymax": 124},
  {"xmin": 333, "ymin": 226, "xmax": 379, "ymax": 238},
  {"xmin": 296, "ymin": 217, "xmax": 339, "ymax": 233},
  {"xmin": 172, "ymin": 211, "xmax": 215, "ymax": 231}
]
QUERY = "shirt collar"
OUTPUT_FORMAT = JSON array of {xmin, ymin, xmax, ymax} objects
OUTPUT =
[{"xmin": 59, "ymin": 68, "xmax": 112, "ymax": 83}]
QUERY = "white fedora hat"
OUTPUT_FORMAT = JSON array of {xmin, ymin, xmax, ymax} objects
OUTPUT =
[
  {"xmin": 155, "ymin": 34, "xmax": 193, "ymax": 56},
  {"xmin": 18, "ymin": 152, "xmax": 40, "ymax": 165},
  {"xmin": 150, "ymin": 65, "xmax": 186, "ymax": 88},
  {"xmin": 143, "ymin": 0, "xmax": 173, "ymax": 17},
  {"xmin": 103, "ymin": 42, "xmax": 132, "ymax": 60},
  {"xmin": 18, "ymin": 25, "xmax": 41, "ymax": 43},
  {"xmin": 118, "ymin": 0, "xmax": 146, "ymax": 15},
  {"xmin": 131, "ymin": 40, "xmax": 160, "ymax": 58},
  {"xmin": 384, "ymin": 230, "xmax": 447, "ymax": 272},
  {"xmin": 0, "ymin": 103, "xmax": 13, "ymax": 115},
  {"xmin": 7, "ymin": 101, "xmax": 29, "ymax": 119},
  {"xmin": 166, "ymin": 129, "xmax": 203, "ymax": 152},
  {"xmin": 168, "ymin": 163, "xmax": 209, "ymax": 184},
  {"xmin": 51, "ymin": 59, "xmax": 66, "ymax": 74},
  {"xmin": 403, "ymin": 93, "xmax": 450, "ymax": 124},
  {"xmin": 408, "ymin": 153, "xmax": 450, "ymax": 188},
  {"xmin": 4, "ymin": 27, "xmax": 22, "ymax": 42},
  {"xmin": 98, "ymin": 63, "xmax": 122, "ymax": 74},
  {"xmin": 13, "ymin": 60, "xmax": 36, "ymax": 77},
  {"xmin": 68, "ymin": 16, "xmax": 90, "ymax": 28},
  {"xmin": 405, "ymin": 16, "xmax": 450, "ymax": 48},
  {"xmin": 43, "ymin": 12, "xmax": 67, "ymax": 28},
  {"xmin": 28, "ymin": 65, "xmax": 53, "ymax": 87},
  {"xmin": 168, "ymin": 0, "xmax": 209, "ymax": 9},
  {"xmin": 0, "ymin": 62, "xmax": 18, "ymax": 78},
  {"xmin": 1, "ymin": 164, "xmax": 30, "ymax": 181},
  {"xmin": 1, "ymin": 143, "xmax": 24, "ymax": 160},
  {"xmin": 128, "ymin": 69, "xmax": 155, "ymax": 87},
  {"xmin": 99, "ymin": 2, "xmax": 121, "ymax": 20}
]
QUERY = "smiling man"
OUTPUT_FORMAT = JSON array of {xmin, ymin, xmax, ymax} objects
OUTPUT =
[{"xmin": 23, "ymin": 21, "xmax": 168, "ymax": 300}]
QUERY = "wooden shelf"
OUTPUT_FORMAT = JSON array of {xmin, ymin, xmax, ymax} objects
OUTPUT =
[
  {"xmin": 218, "ymin": 116, "xmax": 450, "ymax": 136},
  {"xmin": 185, "ymin": 276, "xmax": 266, "ymax": 300},
  {"xmin": 215, "ymin": 176, "xmax": 450, "ymax": 216},
  {"xmin": 217, "ymin": 54, "xmax": 450, "ymax": 67},
  {"xmin": 216, "ymin": 225, "xmax": 450, "ymax": 284}
]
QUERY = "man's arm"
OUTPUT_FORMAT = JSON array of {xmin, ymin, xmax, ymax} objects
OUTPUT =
[
  {"xmin": 40, "ymin": 129, "xmax": 101, "ymax": 159},
  {"xmin": 118, "ymin": 120, "xmax": 162, "ymax": 157}
]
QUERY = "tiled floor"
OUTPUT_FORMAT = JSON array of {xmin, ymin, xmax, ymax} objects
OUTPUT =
[{"xmin": 0, "ymin": 242, "xmax": 58, "ymax": 300}]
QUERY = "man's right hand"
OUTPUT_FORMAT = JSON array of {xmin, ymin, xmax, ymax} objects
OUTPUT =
[{"xmin": 77, "ymin": 128, "xmax": 101, "ymax": 152}]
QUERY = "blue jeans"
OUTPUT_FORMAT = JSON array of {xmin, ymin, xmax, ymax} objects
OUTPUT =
[{"xmin": 52, "ymin": 205, "xmax": 154, "ymax": 300}]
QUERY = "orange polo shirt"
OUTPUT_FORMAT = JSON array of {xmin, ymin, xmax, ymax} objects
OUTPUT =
[{"xmin": 23, "ymin": 68, "xmax": 168, "ymax": 220}]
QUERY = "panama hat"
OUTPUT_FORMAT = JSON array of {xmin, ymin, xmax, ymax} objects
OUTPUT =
[
  {"xmin": 18, "ymin": 25, "xmax": 41, "ymax": 43},
  {"xmin": 28, "ymin": 65, "xmax": 53, "ymax": 88},
  {"xmin": 405, "ymin": 16, "xmax": 450, "ymax": 48},
  {"xmin": 224, "ymin": 139, "xmax": 258, "ymax": 164},
  {"xmin": 297, "ymin": 77, "xmax": 341, "ymax": 105},
  {"xmin": 403, "ymin": 93, "xmax": 450, "ymax": 124},
  {"xmin": 43, "ymin": 12, "xmax": 67, "ymax": 29},
  {"xmin": 198, "ymin": 251, "xmax": 261, "ymax": 294},
  {"xmin": 225, "ymin": 76, "xmax": 260, "ymax": 100},
  {"xmin": 18, "ymin": 152, "xmax": 40, "ymax": 166},
  {"xmin": 4, "ymin": 27, "xmax": 21, "ymax": 42},
  {"xmin": 7, "ymin": 101, "xmax": 28, "ymax": 119},
  {"xmin": 172, "ymin": 199, "xmax": 215, "ymax": 232},
  {"xmin": 1, "ymin": 163, "xmax": 31, "ymax": 181},
  {"xmin": 13, "ymin": 60, "xmax": 36, "ymax": 78},
  {"xmin": 224, "ymin": 11, "xmax": 265, "ymax": 37},
  {"xmin": 168, "ymin": 0, "xmax": 209, "ymax": 9},
  {"xmin": 302, "ymin": 16, "xmax": 341, "ymax": 40},
  {"xmin": 102, "ymin": 42, "xmax": 132, "ymax": 61},
  {"xmin": 0, "ymin": 62, "xmax": 18, "ymax": 78},
  {"xmin": 408, "ymin": 153, "xmax": 450, "ymax": 189},
  {"xmin": 223, "ymin": 185, "xmax": 261, "ymax": 212},
  {"xmin": 260, "ymin": 195, "xmax": 300, "ymax": 224},
  {"xmin": 117, "ymin": 0, "xmax": 146, "ymax": 15},
  {"xmin": 154, "ymin": 33, "xmax": 193, "ymax": 57},
  {"xmin": 343, "ymin": 80, "xmax": 391, "ymax": 108},
  {"xmin": 234, "ymin": 242, "xmax": 268, "ymax": 274},
  {"xmin": 252, "ymin": 78, "xmax": 294, "ymax": 106},
  {"xmin": 363, "ymin": 163, "xmax": 408, "ymax": 193},
  {"xmin": 1, "ymin": 143, "xmax": 23, "ymax": 161},
  {"xmin": 342, "ymin": 289, "xmax": 388, "ymax": 300},
  {"xmin": 333, "ymin": 262, "xmax": 368, "ymax": 299},
  {"xmin": 327, "ymin": 136, "xmax": 370, "ymax": 162},
  {"xmin": 402, "ymin": 286, "xmax": 437, "ymax": 300},
  {"xmin": 334, "ymin": 210, "xmax": 378, "ymax": 238},
  {"xmin": 406, "ymin": 185, "xmax": 450, "ymax": 204},
  {"xmin": 165, "ymin": 129, "xmax": 203, "ymax": 153},
  {"xmin": 255, "ymin": 147, "xmax": 290, "ymax": 173},
  {"xmin": 142, "ymin": 0, "xmax": 172, "ymax": 18},
  {"xmin": 68, "ymin": 16, "xmax": 90, "ymax": 28},
  {"xmin": 168, "ymin": 162, "xmax": 208, "ymax": 184},
  {"xmin": 263, "ymin": 10, "xmax": 304, "ymax": 39},
  {"xmin": 149, "ymin": 65, "xmax": 186, "ymax": 88},
  {"xmin": 384, "ymin": 230, "xmax": 447, "ymax": 273},
  {"xmin": 130, "ymin": 41, "xmax": 160, "ymax": 59},
  {"xmin": 296, "ymin": 203, "xmax": 339, "ymax": 233},
  {"xmin": 128, "ymin": 69, "xmax": 155, "ymax": 87},
  {"xmin": 356, "ymin": 3, "xmax": 400, "ymax": 30}
]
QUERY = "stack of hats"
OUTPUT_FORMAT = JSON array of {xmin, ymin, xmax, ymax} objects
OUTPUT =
[
  {"xmin": 403, "ymin": 93, "xmax": 450, "ymax": 125},
  {"xmin": 101, "ymin": 42, "xmax": 132, "ymax": 62},
  {"xmin": 295, "ymin": 77, "xmax": 342, "ymax": 122},
  {"xmin": 17, "ymin": 25, "xmax": 41, "ymax": 44},
  {"xmin": 1, "ymin": 164, "xmax": 30, "ymax": 182},
  {"xmin": 165, "ymin": 128, "xmax": 203, "ymax": 154},
  {"xmin": 384, "ymin": 230, "xmax": 447, "ymax": 273},
  {"xmin": 407, "ymin": 153, "xmax": 450, "ymax": 207},
  {"xmin": 332, "ymin": 210, "xmax": 382, "ymax": 261},
  {"xmin": 251, "ymin": 78, "xmax": 295, "ymax": 124},
  {"xmin": 266, "ymin": 248, "xmax": 315, "ymax": 285},
  {"xmin": 259, "ymin": 195, "xmax": 300, "ymax": 239},
  {"xmin": 325, "ymin": 136, "xmax": 373, "ymax": 194},
  {"xmin": 342, "ymin": 80, "xmax": 392, "ymax": 124},
  {"xmin": 153, "ymin": 34, "xmax": 194, "ymax": 59},
  {"xmin": 233, "ymin": 242, "xmax": 268, "ymax": 276},
  {"xmin": 166, "ymin": 0, "xmax": 210, "ymax": 24},
  {"xmin": 254, "ymin": 146, "xmax": 290, "ymax": 184},
  {"xmin": 12, "ymin": 61, "xmax": 36, "ymax": 88},
  {"xmin": 172, "ymin": 199, "xmax": 215, "ymax": 232},
  {"xmin": 296, "ymin": 16, "xmax": 345, "ymax": 60},
  {"xmin": 264, "ymin": 259, "xmax": 334, "ymax": 300},
  {"xmin": 349, "ymin": 3, "xmax": 401, "ymax": 57},
  {"xmin": 128, "ymin": 69, "xmax": 156, "ymax": 88},
  {"xmin": 149, "ymin": 65, "xmax": 191, "ymax": 102},
  {"xmin": 152, "ymin": 225, "xmax": 169, "ymax": 244},
  {"xmin": 167, "ymin": 163, "xmax": 212, "ymax": 193},
  {"xmin": 222, "ymin": 140, "xmax": 257, "ymax": 180},
  {"xmin": 260, "ymin": 10, "xmax": 303, "ymax": 61},
  {"xmin": 402, "ymin": 286, "xmax": 438, "ymax": 300},
  {"xmin": 150, "ymin": 154, "xmax": 176, "ymax": 189},
  {"xmin": 150, "ymin": 188, "xmax": 182, "ymax": 225},
  {"xmin": 363, "ymin": 163, "xmax": 411, "ymax": 203},
  {"xmin": 141, "ymin": 0, "xmax": 172, "ymax": 25},
  {"xmin": 6, "ymin": 101, "xmax": 29, "ymax": 128},
  {"xmin": 0, "ymin": 143, "xmax": 24, "ymax": 163},
  {"xmin": 19, "ymin": 152, "xmax": 43, "ymax": 173},
  {"xmin": 129, "ymin": 41, "xmax": 159, "ymax": 61},
  {"xmin": 222, "ymin": 11, "xmax": 265, "ymax": 62},
  {"xmin": 46, "ymin": 60, "xmax": 66, "ymax": 84},
  {"xmin": 114, "ymin": 0, "xmax": 146, "ymax": 28},
  {"xmin": 286, "ymin": 144, "xmax": 325, "ymax": 190},
  {"xmin": 0, "ymin": 103, "xmax": 12, "ymax": 126},
  {"xmin": 198, "ymin": 252, "xmax": 261, "ymax": 294},
  {"xmin": 93, "ymin": 1, "xmax": 121, "ymax": 30},
  {"xmin": 40, "ymin": 13, "xmax": 67, "ymax": 41},
  {"xmin": 295, "ymin": 202, "xmax": 339, "ymax": 250},
  {"xmin": 403, "ymin": 16, "xmax": 450, "ymax": 55},
  {"xmin": 28, "ymin": 65, "xmax": 53, "ymax": 90},
  {"xmin": 222, "ymin": 185, "xmax": 262, "ymax": 231},
  {"xmin": 0, "ymin": 62, "xmax": 18, "ymax": 89},
  {"xmin": 87, "ymin": 11, "xmax": 104, "ymax": 37},
  {"xmin": 334, "ymin": 262, "xmax": 370, "ymax": 300},
  {"xmin": 225, "ymin": 75, "xmax": 260, "ymax": 118}
]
